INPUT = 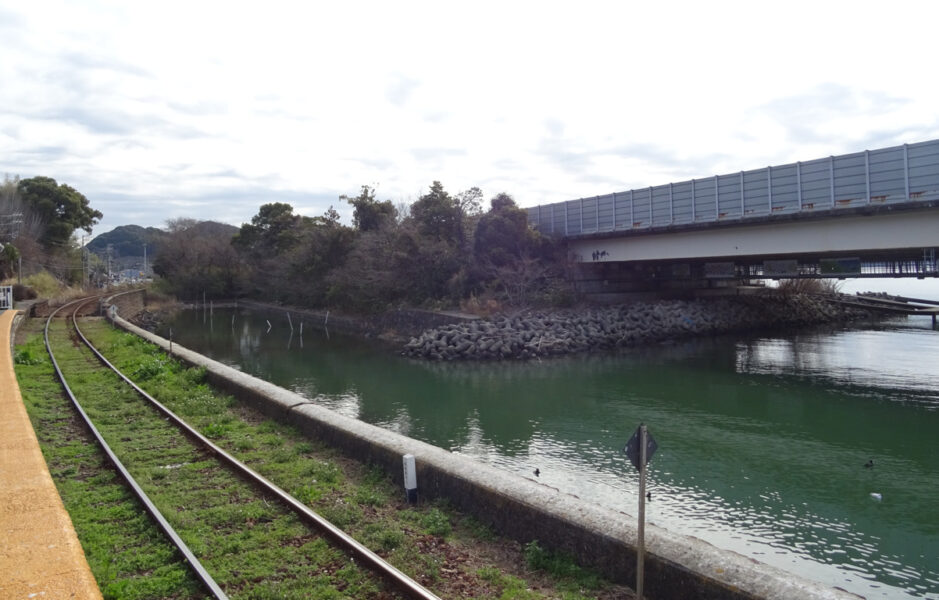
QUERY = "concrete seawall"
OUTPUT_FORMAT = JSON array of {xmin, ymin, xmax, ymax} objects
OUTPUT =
[{"xmin": 103, "ymin": 292, "xmax": 859, "ymax": 600}]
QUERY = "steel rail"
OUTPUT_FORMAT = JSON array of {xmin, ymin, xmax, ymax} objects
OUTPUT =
[
  {"xmin": 44, "ymin": 296, "xmax": 229, "ymax": 600},
  {"xmin": 78, "ymin": 299, "xmax": 442, "ymax": 600}
]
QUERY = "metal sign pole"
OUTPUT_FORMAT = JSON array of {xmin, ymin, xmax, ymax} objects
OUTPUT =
[
  {"xmin": 637, "ymin": 424, "xmax": 647, "ymax": 600},
  {"xmin": 623, "ymin": 422, "xmax": 657, "ymax": 600}
]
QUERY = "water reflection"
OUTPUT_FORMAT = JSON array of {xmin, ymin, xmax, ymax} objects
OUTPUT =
[{"xmin": 162, "ymin": 309, "xmax": 939, "ymax": 599}]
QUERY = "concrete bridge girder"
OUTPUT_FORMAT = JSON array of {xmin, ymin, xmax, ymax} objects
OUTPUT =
[{"xmin": 569, "ymin": 210, "xmax": 939, "ymax": 266}]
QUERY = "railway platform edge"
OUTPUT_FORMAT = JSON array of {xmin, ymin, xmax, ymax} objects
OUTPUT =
[{"xmin": 0, "ymin": 309, "xmax": 102, "ymax": 599}]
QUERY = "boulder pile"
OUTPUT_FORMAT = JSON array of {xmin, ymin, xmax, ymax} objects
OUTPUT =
[{"xmin": 401, "ymin": 295, "xmax": 872, "ymax": 361}]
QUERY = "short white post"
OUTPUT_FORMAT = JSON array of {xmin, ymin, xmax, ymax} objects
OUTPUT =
[{"xmin": 402, "ymin": 454, "xmax": 418, "ymax": 503}]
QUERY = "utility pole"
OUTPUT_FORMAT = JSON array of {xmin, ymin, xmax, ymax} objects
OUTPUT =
[
  {"xmin": 143, "ymin": 243, "xmax": 148, "ymax": 278},
  {"xmin": 81, "ymin": 235, "xmax": 86, "ymax": 289},
  {"xmin": 106, "ymin": 243, "xmax": 112, "ymax": 287}
]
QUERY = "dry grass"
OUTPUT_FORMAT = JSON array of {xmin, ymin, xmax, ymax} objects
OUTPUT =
[
  {"xmin": 775, "ymin": 278, "xmax": 843, "ymax": 296},
  {"xmin": 459, "ymin": 293, "xmax": 504, "ymax": 318}
]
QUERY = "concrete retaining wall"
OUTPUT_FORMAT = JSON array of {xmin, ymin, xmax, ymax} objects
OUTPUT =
[
  {"xmin": 104, "ymin": 297, "xmax": 859, "ymax": 600},
  {"xmin": 100, "ymin": 288, "xmax": 147, "ymax": 319}
]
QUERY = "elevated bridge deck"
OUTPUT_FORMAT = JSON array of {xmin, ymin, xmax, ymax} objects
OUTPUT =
[
  {"xmin": 526, "ymin": 140, "xmax": 939, "ymax": 289},
  {"xmin": 528, "ymin": 139, "xmax": 939, "ymax": 239}
]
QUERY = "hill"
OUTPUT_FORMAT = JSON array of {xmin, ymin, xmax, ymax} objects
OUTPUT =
[
  {"xmin": 88, "ymin": 222, "xmax": 239, "ymax": 258},
  {"xmin": 87, "ymin": 225, "xmax": 168, "ymax": 258}
]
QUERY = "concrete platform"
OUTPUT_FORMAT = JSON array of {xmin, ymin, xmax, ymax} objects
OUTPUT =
[{"xmin": 0, "ymin": 310, "xmax": 102, "ymax": 599}]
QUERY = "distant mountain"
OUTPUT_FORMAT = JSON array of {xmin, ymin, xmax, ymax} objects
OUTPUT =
[
  {"xmin": 87, "ymin": 225, "xmax": 168, "ymax": 258},
  {"xmin": 87, "ymin": 222, "xmax": 239, "ymax": 258}
]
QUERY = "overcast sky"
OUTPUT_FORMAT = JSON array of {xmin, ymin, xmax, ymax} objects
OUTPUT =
[{"xmin": 3, "ymin": 1, "xmax": 939, "ymax": 296}]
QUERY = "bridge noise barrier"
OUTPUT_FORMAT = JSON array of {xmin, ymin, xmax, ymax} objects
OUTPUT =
[{"xmin": 528, "ymin": 139, "xmax": 939, "ymax": 237}]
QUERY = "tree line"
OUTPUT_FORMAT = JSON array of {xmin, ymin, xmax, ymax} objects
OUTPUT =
[
  {"xmin": 1, "ymin": 174, "xmax": 102, "ymax": 285},
  {"xmin": 154, "ymin": 182, "xmax": 573, "ymax": 312}
]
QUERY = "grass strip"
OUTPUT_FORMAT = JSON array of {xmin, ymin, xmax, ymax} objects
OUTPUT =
[
  {"xmin": 42, "ymin": 316, "xmax": 394, "ymax": 599},
  {"xmin": 15, "ymin": 319, "xmax": 204, "ymax": 600}
]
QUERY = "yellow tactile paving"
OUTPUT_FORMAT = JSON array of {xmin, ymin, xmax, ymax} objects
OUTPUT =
[{"xmin": 0, "ymin": 310, "xmax": 102, "ymax": 599}]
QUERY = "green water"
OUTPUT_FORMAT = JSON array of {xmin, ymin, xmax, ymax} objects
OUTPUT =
[{"xmin": 162, "ymin": 309, "xmax": 939, "ymax": 599}]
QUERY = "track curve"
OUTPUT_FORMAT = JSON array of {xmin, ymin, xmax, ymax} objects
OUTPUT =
[{"xmin": 44, "ymin": 295, "xmax": 441, "ymax": 600}]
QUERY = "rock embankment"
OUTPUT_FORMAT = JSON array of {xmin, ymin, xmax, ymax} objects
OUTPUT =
[{"xmin": 402, "ymin": 294, "xmax": 872, "ymax": 361}]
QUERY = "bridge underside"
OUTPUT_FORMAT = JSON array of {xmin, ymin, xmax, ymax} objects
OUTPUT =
[{"xmin": 567, "ymin": 208, "xmax": 939, "ymax": 298}]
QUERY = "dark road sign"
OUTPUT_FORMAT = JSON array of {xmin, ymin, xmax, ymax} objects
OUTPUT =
[{"xmin": 624, "ymin": 425, "xmax": 658, "ymax": 472}]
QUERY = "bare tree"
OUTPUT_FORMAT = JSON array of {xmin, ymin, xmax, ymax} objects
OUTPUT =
[{"xmin": 1, "ymin": 174, "xmax": 44, "ymax": 243}]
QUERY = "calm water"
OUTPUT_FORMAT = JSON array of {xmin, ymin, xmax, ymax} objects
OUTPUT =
[{"xmin": 162, "ymin": 309, "xmax": 939, "ymax": 599}]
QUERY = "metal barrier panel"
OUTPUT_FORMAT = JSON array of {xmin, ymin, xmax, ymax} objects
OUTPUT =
[
  {"xmin": 869, "ymin": 146, "xmax": 906, "ymax": 203},
  {"xmin": 528, "ymin": 139, "xmax": 939, "ymax": 236},
  {"xmin": 743, "ymin": 168, "xmax": 769, "ymax": 215},
  {"xmin": 651, "ymin": 185, "xmax": 670, "ymax": 225},
  {"xmin": 909, "ymin": 141, "xmax": 939, "ymax": 195},
  {"xmin": 799, "ymin": 157, "xmax": 830, "ymax": 209},
  {"xmin": 771, "ymin": 164, "xmax": 799, "ymax": 213},
  {"xmin": 0, "ymin": 286, "xmax": 11, "ymax": 311},
  {"xmin": 717, "ymin": 175, "xmax": 741, "ymax": 219},
  {"xmin": 833, "ymin": 151, "xmax": 866, "ymax": 206},
  {"xmin": 694, "ymin": 178, "xmax": 717, "ymax": 221}
]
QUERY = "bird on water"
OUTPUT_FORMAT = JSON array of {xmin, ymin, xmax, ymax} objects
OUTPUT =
[
  {"xmin": 864, "ymin": 459, "xmax": 874, "ymax": 469},
  {"xmin": 533, "ymin": 468, "xmax": 540, "ymax": 477}
]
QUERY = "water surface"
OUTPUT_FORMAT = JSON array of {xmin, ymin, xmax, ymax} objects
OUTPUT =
[{"xmin": 162, "ymin": 310, "xmax": 939, "ymax": 599}]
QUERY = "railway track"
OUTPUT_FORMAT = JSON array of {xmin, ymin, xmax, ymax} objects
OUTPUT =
[{"xmin": 44, "ymin": 296, "xmax": 441, "ymax": 599}]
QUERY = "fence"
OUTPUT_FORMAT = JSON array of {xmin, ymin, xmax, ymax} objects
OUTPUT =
[
  {"xmin": 0, "ymin": 286, "xmax": 11, "ymax": 311},
  {"xmin": 527, "ymin": 139, "xmax": 939, "ymax": 236}
]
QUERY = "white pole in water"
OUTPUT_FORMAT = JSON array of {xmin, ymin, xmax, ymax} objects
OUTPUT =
[
  {"xmin": 286, "ymin": 311, "xmax": 294, "ymax": 332},
  {"xmin": 637, "ymin": 424, "xmax": 648, "ymax": 600}
]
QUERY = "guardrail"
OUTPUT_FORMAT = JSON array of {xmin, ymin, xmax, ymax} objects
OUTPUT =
[
  {"xmin": 0, "ymin": 285, "xmax": 12, "ymax": 311},
  {"xmin": 527, "ymin": 139, "xmax": 939, "ymax": 236}
]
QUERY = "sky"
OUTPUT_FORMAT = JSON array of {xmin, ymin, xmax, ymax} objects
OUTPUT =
[{"xmin": 2, "ymin": 1, "xmax": 939, "ymax": 295}]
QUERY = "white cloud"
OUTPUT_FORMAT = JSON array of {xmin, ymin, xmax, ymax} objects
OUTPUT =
[{"xmin": 1, "ymin": 0, "xmax": 939, "ymax": 241}]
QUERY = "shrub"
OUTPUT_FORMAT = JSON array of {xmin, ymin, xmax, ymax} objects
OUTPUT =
[
  {"xmin": 421, "ymin": 508, "xmax": 452, "ymax": 538},
  {"xmin": 776, "ymin": 278, "xmax": 842, "ymax": 296},
  {"xmin": 14, "ymin": 347, "xmax": 44, "ymax": 365},
  {"xmin": 12, "ymin": 284, "xmax": 37, "ymax": 300},
  {"xmin": 23, "ymin": 271, "xmax": 62, "ymax": 298}
]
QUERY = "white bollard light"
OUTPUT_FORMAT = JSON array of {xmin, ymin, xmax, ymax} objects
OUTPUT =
[{"xmin": 402, "ymin": 454, "xmax": 418, "ymax": 503}]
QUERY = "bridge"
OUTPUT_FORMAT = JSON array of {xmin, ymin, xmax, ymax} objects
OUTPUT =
[
  {"xmin": 526, "ymin": 140, "xmax": 939, "ymax": 296},
  {"xmin": 835, "ymin": 293, "xmax": 939, "ymax": 328}
]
